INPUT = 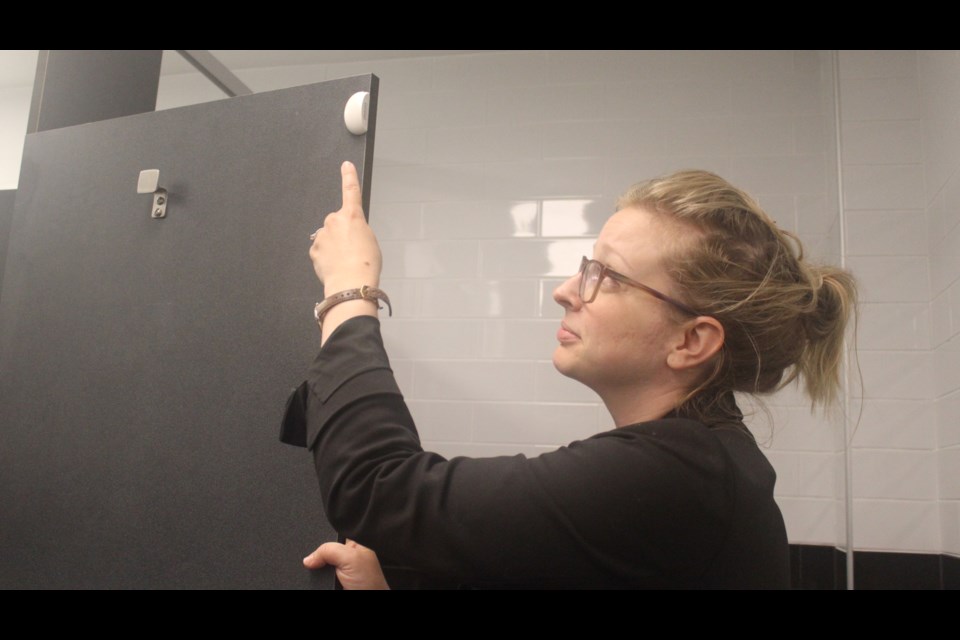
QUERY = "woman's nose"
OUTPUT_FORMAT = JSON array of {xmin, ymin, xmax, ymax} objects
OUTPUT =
[{"xmin": 553, "ymin": 272, "xmax": 582, "ymax": 311}]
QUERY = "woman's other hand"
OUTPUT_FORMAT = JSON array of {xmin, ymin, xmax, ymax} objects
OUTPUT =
[{"xmin": 303, "ymin": 539, "xmax": 390, "ymax": 590}]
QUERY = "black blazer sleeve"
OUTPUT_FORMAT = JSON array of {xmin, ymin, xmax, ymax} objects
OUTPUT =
[{"xmin": 282, "ymin": 316, "xmax": 739, "ymax": 588}]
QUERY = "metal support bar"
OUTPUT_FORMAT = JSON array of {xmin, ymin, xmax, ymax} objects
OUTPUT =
[{"xmin": 176, "ymin": 50, "xmax": 253, "ymax": 97}]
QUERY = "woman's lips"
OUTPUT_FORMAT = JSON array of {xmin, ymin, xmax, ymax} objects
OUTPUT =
[{"xmin": 557, "ymin": 323, "xmax": 579, "ymax": 343}]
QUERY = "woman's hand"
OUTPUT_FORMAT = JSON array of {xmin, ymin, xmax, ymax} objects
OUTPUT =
[
  {"xmin": 310, "ymin": 161, "xmax": 382, "ymax": 293},
  {"xmin": 303, "ymin": 539, "xmax": 390, "ymax": 590},
  {"xmin": 310, "ymin": 161, "xmax": 384, "ymax": 345}
]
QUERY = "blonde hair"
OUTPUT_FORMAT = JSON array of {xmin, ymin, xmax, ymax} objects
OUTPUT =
[{"xmin": 617, "ymin": 170, "xmax": 857, "ymax": 422}]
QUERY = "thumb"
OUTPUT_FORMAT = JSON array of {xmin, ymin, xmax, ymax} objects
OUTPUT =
[{"xmin": 303, "ymin": 542, "xmax": 349, "ymax": 570}]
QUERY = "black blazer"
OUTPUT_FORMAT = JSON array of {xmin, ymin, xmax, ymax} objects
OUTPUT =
[{"xmin": 282, "ymin": 316, "xmax": 789, "ymax": 588}]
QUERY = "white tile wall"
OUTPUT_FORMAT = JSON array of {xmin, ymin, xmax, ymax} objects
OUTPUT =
[
  {"xmin": 853, "ymin": 500, "xmax": 940, "ymax": 552},
  {"xmin": 852, "ymin": 450, "xmax": 938, "ymax": 500},
  {"xmin": 845, "ymin": 211, "xmax": 927, "ymax": 256}
]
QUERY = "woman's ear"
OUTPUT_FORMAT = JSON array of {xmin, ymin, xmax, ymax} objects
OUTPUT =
[{"xmin": 666, "ymin": 316, "xmax": 725, "ymax": 371}]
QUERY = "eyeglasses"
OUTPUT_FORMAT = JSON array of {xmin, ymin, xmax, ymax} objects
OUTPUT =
[{"xmin": 577, "ymin": 256, "xmax": 700, "ymax": 316}]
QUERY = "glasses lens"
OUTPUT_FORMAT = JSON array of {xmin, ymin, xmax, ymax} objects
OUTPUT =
[{"xmin": 580, "ymin": 259, "xmax": 602, "ymax": 302}]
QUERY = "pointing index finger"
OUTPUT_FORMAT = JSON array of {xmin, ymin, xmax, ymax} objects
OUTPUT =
[{"xmin": 341, "ymin": 160, "xmax": 362, "ymax": 211}]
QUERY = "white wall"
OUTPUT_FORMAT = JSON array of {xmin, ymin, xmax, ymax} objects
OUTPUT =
[
  {"xmin": 917, "ymin": 51, "xmax": 960, "ymax": 558},
  {"xmin": 11, "ymin": 50, "xmax": 958, "ymax": 556}
]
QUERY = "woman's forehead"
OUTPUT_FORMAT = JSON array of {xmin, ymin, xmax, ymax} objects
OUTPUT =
[{"xmin": 597, "ymin": 208, "xmax": 671, "ymax": 268}]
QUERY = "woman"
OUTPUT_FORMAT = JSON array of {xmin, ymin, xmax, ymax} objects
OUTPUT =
[{"xmin": 288, "ymin": 161, "xmax": 856, "ymax": 589}]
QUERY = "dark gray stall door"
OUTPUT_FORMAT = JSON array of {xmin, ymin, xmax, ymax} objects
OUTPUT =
[{"xmin": 0, "ymin": 75, "xmax": 378, "ymax": 588}]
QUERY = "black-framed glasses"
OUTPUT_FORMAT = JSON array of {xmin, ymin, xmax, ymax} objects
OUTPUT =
[{"xmin": 578, "ymin": 256, "xmax": 700, "ymax": 316}]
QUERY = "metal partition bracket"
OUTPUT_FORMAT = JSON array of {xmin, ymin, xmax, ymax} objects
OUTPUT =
[{"xmin": 138, "ymin": 169, "xmax": 167, "ymax": 219}]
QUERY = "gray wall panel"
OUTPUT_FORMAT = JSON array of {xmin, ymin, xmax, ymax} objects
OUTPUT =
[{"xmin": 0, "ymin": 75, "xmax": 378, "ymax": 588}]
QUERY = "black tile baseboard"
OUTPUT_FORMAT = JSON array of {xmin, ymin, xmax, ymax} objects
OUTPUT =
[{"xmin": 790, "ymin": 544, "xmax": 959, "ymax": 589}]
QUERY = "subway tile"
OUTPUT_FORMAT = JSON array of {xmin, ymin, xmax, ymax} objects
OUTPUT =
[
  {"xmin": 380, "ymin": 319, "xmax": 483, "ymax": 359},
  {"xmin": 794, "ymin": 50, "xmax": 827, "ymax": 78},
  {"xmin": 844, "ymin": 210, "xmax": 927, "ymax": 256},
  {"xmin": 485, "ymin": 85, "xmax": 549, "ymax": 125},
  {"xmin": 539, "ymin": 83, "xmax": 608, "ymax": 122},
  {"xmin": 422, "ymin": 163, "xmax": 489, "ymax": 202},
  {"xmin": 752, "ymin": 194, "xmax": 797, "ymax": 234},
  {"xmin": 841, "ymin": 120, "xmax": 923, "ymax": 165},
  {"xmin": 541, "ymin": 120, "xmax": 617, "ymax": 159},
  {"xmin": 840, "ymin": 76, "xmax": 921, "ymax": 120},
  {"xmin": 664, "ymin": 50, "xmax": 796, "ymax": 81},
  {"xmin": 939, "ymin": 173, "xmax": 960, "ymax": 240},
  {"xmin": 390, "ymin": 359, "xmax": 414, "ymax": 397},
  {"xmin": 777, "ymin": 497, "xmax": 840, "ymax": 546},
  {"xmin": 534, "ymin": 361, "xmax": 603, "ymax": 403},
  {"xmin": 731, "ymin": 74, "xmax": 823, "ymax": 117},
  {"xmin": 377, "ymin": 279, "xmax": 421, "ymax": 318},
  {"xmin": 604, "ymin": 120, "xmax": 667, "ymax": 158},
  {"xmin": 935, "ymin": 333, "xmax": 960, "ymax": 397},
  {"xmin": 376, "ymin": 57, "xmax": 441, "ymax": 92},
  {"xmin": 938, "ymin": 390, "xmax": 960, "ymax": 447},
  {"xmin": 854, "ymin": 351, "xmax": 932, "ymax": 400},
  {"xmin": 408, "ymin": 89, "xmax": 487, "ymax": 128},
  {"xmin": 845, "ymin": 256, "xmax": 929, "ymax": 303},
  {"xmin": 942, "ymin": 501, "xmax": 960, "ymax": 556},
  {"xmin": 918, "ymin": 51, "xmax": 960, "ymax": 120},
  {"xmin": 539, "ymin": 278, "xmax": 567, "ymax": 319},
  {"xmin": 931, "ymin": 290, "xmax": 953, "ymax": 348},
  {"xmin": 728, "ymin": 154, "xmax": 826, "ymax": 196},
  {"xmin": 926, "ymin": 191, "xmax": 947, "ymax": 251},
  {"xmin": 659, "ymin": 117, "xmax": 734, "ymax": 156},
  {"xmin": 427, "ymin": 125, "xmax": 542, "ymax": 164},
  {"xmin": 473, "ymin": 402, "xmax": 600, "ymax": 446},
  {"xmin": 855, "ymin": 303, "xmax": 929, "ymax": 351},
  {"xmin": 758, "ymin": 381, "xmax": 811, "ymax": 408},
  {"xmin": 940, "ymin": 447, "xmax": 960, "ymax": 499},
  {"xmin": 483, "ymin": 159, "xmax": 605, "ymax": 200},
  {"xmin": 379, "ymin": 240, "xmax": 479, "ymax": 279},
  {"xmin": 367, "ymin": 164, "xmax": 430, "ymax": 202},
  {"xmin": 375, "ymin": 90, "xmax": 436, "ymax": 130},
  {"xmin": 372, "ymin": 127, "xmax": 426, "ymax": 166},
  {"xmin": 546, "ymin": 51, "xmax": 656, "ymax": 85},
  {"xmin": 481, "ymin": 319, "xmax": 560, "ymax": 360},
  {"xmin": 922, "ymin": 115, "xmax": 960, "ymax": 203},
  {"xmin": 640, "ymin": 80, "xmax": 735, "ymax": 119},
  {"xmin": 852, "ymin": 450, "xmax": 937, "ymax": 500},
  {"xmin": 425, "ymin": 126, "xmax": 494, "ymax": 164},
  {"xmin": 767, "ymin": 451, "xmax": 838, "ymax": 498},
  {"xmin": 368, "ymin": 202, "xmax": 422, "ymax": 240},
  {"xmin": 412, "ymin": 360, "xmax": 536, "ymax": 401},
  {"xmin": 795, "ymin": 115, "xmax": 832, "ymax": 155},
  {"xmin": 839, "ymin": 50, "xmax": 917, "ymax": 79},
  {"xmin": 540, "ymin": 198, "xmax": 608, "ymax": 237},
  {"xmin": 480, "ymin": 239, "xmax": 594, "ymax": 278},
  {"xmin": 422, "ymin": 200, "xmax": 538, "ymax": 239},
  {"xmin": 850, "ymin": 399, "xmax": 937, "ymax": 450},
  {"xmin": 950, "ymin": 279, "xmax": 960, "ymax": 338},
  {"xmin": 843, "ymin": 164, "xmax": 925, "ymax": 210},
  {"xmin": 766, "ymin": 405, "xmax": 840, "ymax": 452},
  {"xmin": 596, "ymin": 404, "xmax": 616, "ymax": 432},
  {"xmin": 852, "ymin": 499, "xmax": 939, "ymax": 552},
  {"xmin": 930, "ymin": 224, "xmax": 960, "ymax": 296},
  {"xmin": 729, "ymin": 115, "xmax": 796, "ymax": 156},
  {"xmin": 406, "ymin": 400, "xmax": 474, "ymax": 443},
  {"xmin": 420, "ymin": 280, "xmax": 538, "ymax": 319},
  {"xmin": 433, "ymin": 51, "xmax": 548, "ymax": 90},
  {"xmin": 795, "ymin": 193, "xmax": 837, "ymax": 239}
]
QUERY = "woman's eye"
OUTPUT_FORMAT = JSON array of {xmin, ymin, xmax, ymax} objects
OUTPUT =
[{"xmin": 601, "ymin": 277, "xmax": 621, "ymax": 290}]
